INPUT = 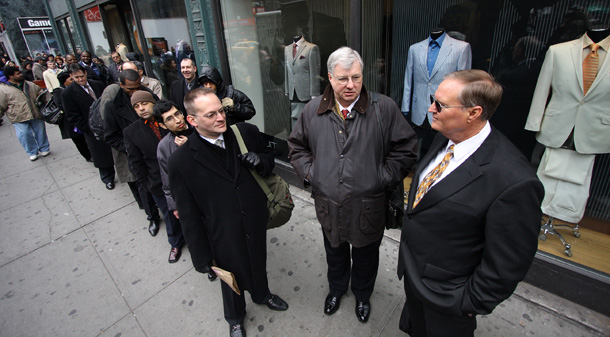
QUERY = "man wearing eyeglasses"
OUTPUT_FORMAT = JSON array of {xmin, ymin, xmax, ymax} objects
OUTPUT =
[
  {"xmin": 397, "ymin": 70, "xmax": 544, "ymax": 336},
  {"xmin": 289, "ymin": 47, "xmax": 418, "ymax": 323},
  {"xmin": 168, "ymin": 88, "xmax": 289, "ymax": 337}
]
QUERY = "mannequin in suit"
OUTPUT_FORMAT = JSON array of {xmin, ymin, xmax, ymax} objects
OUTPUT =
[
  {"xmin": 285, "ymin": 35, "xmax": 320, "ymax": 127},
  {"xmin": 398, "ymin": 70, "xmax": 543, "ymax": 336},
  {"xmin": 401, "ymin": 29, "xmax": 471, "ymax": 160},
  {"xmin": 525, "ymin": 28, "xmax": 610, "ymax": 223}
]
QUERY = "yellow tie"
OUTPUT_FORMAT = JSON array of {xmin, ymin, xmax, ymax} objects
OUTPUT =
[
  {"xmin": 413, "ymin": 145, "xmax": 454, "ymax": 208},
  {"xmin": 583, "ymin": 43, "xmax": 599, "ymax": 95}
]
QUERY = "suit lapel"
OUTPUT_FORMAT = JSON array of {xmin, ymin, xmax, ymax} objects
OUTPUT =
[
  {"xmin": 408, "ymin": 129, "xmax": 499, "ymax": 214},
  {"xmin": 293, "ymin": 42, "xmax": 309, "ymax": 64},
  {"xmin": 189, "ymin": 132, "xmax": 234, "ymax": 182},
  {"xmin": 416, "ymin": 40, "xmax": 430, "ymax": 80},
  {"xmin": 571, "ymin": 37, "xmax": 584, "ymax": 95},
  {"xmin": 430, "ymin": 36, "xmax": 453, "ymax": 79},
  {"xmin": 72, "ymin": 83, "xmax": 94, "ymax": 105}
]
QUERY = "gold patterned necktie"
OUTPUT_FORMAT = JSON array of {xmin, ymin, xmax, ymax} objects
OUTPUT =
[
  {"xmin": 86, "ymin": 84, "xmax": 96, "ymax": 100},
  {"xmin": 413, "ymin": 144, "xmax": 455, "ymax": 208},
  {"xmin": 583, "ymin": 43, "xmax": 599, "ymax": 95}
]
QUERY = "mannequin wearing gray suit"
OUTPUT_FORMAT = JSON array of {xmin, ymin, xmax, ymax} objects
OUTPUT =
[
  {"xmin": 285, "ymin": 36, "xmax": 321, "ymax": 127},
  {"xmin": 525, "ymin": 31, "xmax": 610, "ymax": 223},
  {"xmin": 401, "ymin": 31, "xmax": 471, "ymax": 159}
]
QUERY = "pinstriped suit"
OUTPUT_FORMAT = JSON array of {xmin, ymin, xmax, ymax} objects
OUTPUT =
[
  {"xmin": 401, "ymin": 34, "xmax": 472, "ymax": 126},
  {"xmin": 285, "ymin": 40, "xmax": 321, "ymax": 102}
]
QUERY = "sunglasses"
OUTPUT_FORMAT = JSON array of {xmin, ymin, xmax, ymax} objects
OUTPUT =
[{"xmin": 430, "ymin": 95, "xmax": 470, "ymax": 112}]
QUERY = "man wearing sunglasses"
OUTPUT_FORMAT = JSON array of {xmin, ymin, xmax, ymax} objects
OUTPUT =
[{"xmin": 397, "ymin": 70, "xmax": 544, "ymax": 336}]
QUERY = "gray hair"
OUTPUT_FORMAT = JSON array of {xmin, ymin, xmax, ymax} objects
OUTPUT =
[{"xmin": 327, "ymin": 47, "xmax": 364, "ymax": 77}]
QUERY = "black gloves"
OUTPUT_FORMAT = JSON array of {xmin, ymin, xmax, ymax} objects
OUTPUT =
[{"xmin": 238, "ymin": 152, "xmax": 263, "ymax": 174}]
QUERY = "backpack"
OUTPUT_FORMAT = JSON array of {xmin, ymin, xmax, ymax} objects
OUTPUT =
[{"xmin": 88, "ymin": 98, "xmax": 104, "ymax": 140}]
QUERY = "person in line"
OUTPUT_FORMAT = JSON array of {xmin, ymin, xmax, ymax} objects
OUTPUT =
[
  {"xmin": 168, "ymin": 88, "xmax": 288, "ymax": 337},
  {"xmin": 197, "ymin": 65, "xmax": 255, "ymax": 125},
  {"xmin": 169, "ymin": 58, "xmax": 198, "ymax": 113},
  {"xmin": 61, "ymin": 63, "xmax": 115, "ymax": 189},
  {"xmin": 0, "ymin": 65, "xmax": 51, "ymax": 161},
  {"xmin": 288, "ymin": 47, "xmax": 418, "ymax": 323},
  {"xmin": 397, "ymin": 70, "xmax": 544, "ymax": 336},
  {"xmin": 103, "ymin": 69, "xmax": 162, "ymax": 235},
  {"xmin": 124, "ymin": 91, "xmax": 185, "ymax": 263}
]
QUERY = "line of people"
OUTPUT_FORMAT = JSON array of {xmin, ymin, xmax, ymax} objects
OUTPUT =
[{"xmin": 1, "ymin": 45, "xmax": 544, "ymax": 337}]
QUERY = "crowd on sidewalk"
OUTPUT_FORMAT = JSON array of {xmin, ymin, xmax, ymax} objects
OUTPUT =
[{"xmin": 0, "ymin": 45, "xmax": 545, "ymax": 337}]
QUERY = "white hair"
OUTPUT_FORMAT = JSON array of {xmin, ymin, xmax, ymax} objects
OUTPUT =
[{"xmin": 327, "ymin": 47, "xmax": 363, "ymax": 77}]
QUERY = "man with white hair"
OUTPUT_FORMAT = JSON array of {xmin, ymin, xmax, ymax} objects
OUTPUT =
[{"xmin": 289, "ymin": 47, "xmax": 417, "ymax": 323}]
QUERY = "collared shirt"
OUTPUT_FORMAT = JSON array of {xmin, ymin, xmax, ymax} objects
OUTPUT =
[
  {"xmin": 200, "ymin": 133, "xmax": 225, "ymax": 147},
  {"xmin": 418, "ymin": 122, "xmax": 491, "ymax": 187},
  {"xmin": 582, "ymin": 33, "xmax": 610, "ymax": 72},
  {"xmin": 144, "ymin": 119, "xmax": 162, "ymax": 140},
  {"xmin": 427, "ymin": 32, "xmax": 446, "ymax": 75},
  {"xmin": 185, "ymin": 78, "xmax": 196, "ymax": 91},
  {"xmin": 293, "ymin": 37, "xmax": 304, "ymax": 56},
  {"xmin": 79, "ymin": 82, "xmax": 95, "ymax": 97},
  {"xmin": 335, "ymin": 96, "xmax": 360, "ymax": 120}
]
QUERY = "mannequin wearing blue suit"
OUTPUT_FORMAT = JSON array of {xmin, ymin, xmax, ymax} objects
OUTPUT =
[{"xmin": 401, "ymin": 31, "xmax": 471, "ymax": 159}]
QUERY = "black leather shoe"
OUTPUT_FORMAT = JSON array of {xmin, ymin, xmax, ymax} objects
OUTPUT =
[
  {"xmin": 105, "ymin": 181, "xmax": 115, "ymax": 190},
  {"xmin": 168, "ymin": 247, "xmax": 181, "ymax": 263},
  {"xmin": 230, "ymin": 323, "xmax": 246, "ymax": 337},
  {"xmin": 148, "ymin": 219, "xmax": 160, "ymax": 236},
  {"xmin": 266, "ymin": 294, "xmax": 288, "ymax": 311},
  {"xmin": 324, "ymin": 293, "xmax": 341, "ymax": 315},
  {"xmin": 208, "ymin": 271, "xmax": 217, "ymax": 282},
  {"xmin": 355, "ymin": 301, "xmax": 371, "ymax": 323}
]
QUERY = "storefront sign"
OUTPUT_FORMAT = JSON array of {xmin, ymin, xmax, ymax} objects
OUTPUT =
[{"xmin": 17, "ymin": 17, "xmax": 52, "ymax": 31}]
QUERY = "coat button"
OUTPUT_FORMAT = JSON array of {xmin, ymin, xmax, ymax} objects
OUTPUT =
[
  {"xmin": 246, "ymin": 234, "xmax": 250, "ymax": 239},
  {"xmin": 242, "ymin": 211, "xmax": 246, "ymax": 215},
  {"xmin": 235, "ymin": 184, "xmax": 239, "ymax": 189}
]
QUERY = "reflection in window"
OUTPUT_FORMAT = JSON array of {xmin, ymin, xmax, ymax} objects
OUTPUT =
[{"xmin": 133, "ymin": 0, "xmax": 191, "ymax": 96}]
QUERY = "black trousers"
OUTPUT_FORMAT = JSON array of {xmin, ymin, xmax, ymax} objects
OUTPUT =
[
  {"xmin": 151, "ymin": 193, "xmax": 184, "ymax": 248},
  {"xmin": 136, "ymin": 182, "xmax": 160, "ymax": 222},
  {"xmin": 400, "ymin": 278, "xmax": 476, "ymax": 337},
  {"xmin": 220, "ymin": 278, "xmax": 271, "ymax": 325},
  {"xmin": 411, "ymin": 119, "xmax": 437, "ymax": 163},
  {"xmin": 323, "ymin": 233, "xmax": 382, "ymax": 302},
  {"xmin": 71, "ymin": 134, "xmax": 91, "ymax": 160}
]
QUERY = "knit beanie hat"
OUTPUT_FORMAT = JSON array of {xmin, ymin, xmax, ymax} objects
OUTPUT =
[{"xmin": 131, "ymin": 90, "xmax": 156, "ymax": 107}]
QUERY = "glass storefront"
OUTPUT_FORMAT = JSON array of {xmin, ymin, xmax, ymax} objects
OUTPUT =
[
  {"xmin": 215, "ymin": 0, "xmax": 610, "ymax": 280},
  {"xmin": 132, "ymin": 0, "xmax": 192, "ymax": 96}
]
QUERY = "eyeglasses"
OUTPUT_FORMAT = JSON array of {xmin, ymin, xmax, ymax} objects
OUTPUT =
[
  {"xmin": 430, "ymin": 95, "xmax": 470, "ymax": 112},
  {"xmin": 163, "ymin": 110, "xmax": 184, "ymax": 123},
  {"xmin": 193, "ymin": 109, "xmax": 225, "ymax": 119},
  {"xmin": 332, "ymin": 74, "xmax": 363, "ymax": 85}
]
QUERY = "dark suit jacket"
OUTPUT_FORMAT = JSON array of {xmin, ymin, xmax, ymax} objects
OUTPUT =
[
  {"xmin": 168, "ymin": 123, "xmax": 273, "ymax": 292},
  {"xmin": 61, "ymin": 80, "xmax": 114, "ymax": 168},
  {"xmin": 397, "ymin": 127, "xmax": 544, "ymax": 316},
  {"xmin": 124, "ymin": 119, "xmax": 169, "ymax": 195},
  {"xmin": 169, "ymin": 78, "xmax": 189, "ymax": 113}
]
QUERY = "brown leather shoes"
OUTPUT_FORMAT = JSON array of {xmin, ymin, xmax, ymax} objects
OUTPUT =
[{"xmin": 168, "ymin": 247, "xmax": 181, "ymax": 263}]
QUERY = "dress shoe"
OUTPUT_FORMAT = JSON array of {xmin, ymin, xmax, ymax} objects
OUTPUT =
[
  {"xmin": 105, "ymin": 181, "xmax": 115, "ymax": 190},
  {"xmin": 148, "ymin": 219, "xmax": 160, "ymax": 236},
  {"xmin": 208, "ymin": 271, "xmax": 217, "ymax": 282},
  {"xmin": 355, "ymin": 301, "xmax": 371, "ymax": 323},
  {"xmin": 230, "ymin": 323, "xmax": 246, "ymax": 337},
  {"xmin": 266, "ymin": 294, "xmax": 288, "ymax": 311},
  {"xmin": 168, "ymin": 247, "xmax": 181, "ymax": 263},
  {"xmin": 324, "ymin": 293, "xmax": 341, "ymax": 315}
]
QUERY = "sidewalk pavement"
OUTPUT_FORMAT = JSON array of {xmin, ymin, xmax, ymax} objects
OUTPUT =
[{"xmin": 0, "ymin": 122, "xmax": 609, "ymax": 337}]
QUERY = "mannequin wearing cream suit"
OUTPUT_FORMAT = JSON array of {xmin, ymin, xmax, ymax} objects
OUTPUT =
[
  {"xmin": 525, "ymin": 32, "xmax": 610, "ymax": 223},
  {"xmin": 285, "ymin": 37, "xmax": 320, "ymax": 127}
]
